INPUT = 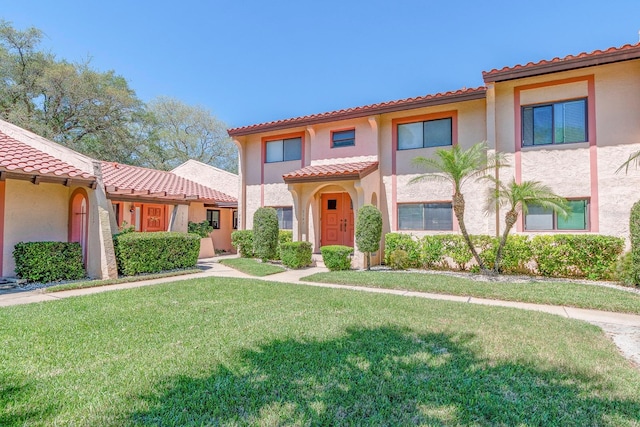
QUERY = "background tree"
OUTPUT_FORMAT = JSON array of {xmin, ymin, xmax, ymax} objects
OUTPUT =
[
  {"xmin": 134, "ymin": 97, "xmax": 237, "ymax": 172},
  {"xmin": 355, "ymin": 204, "xmax": 383, "ymax": 270},
  {"xmin": 410, "ymin": 142, "xmax": 501, "ymax": 274},
  {"xmin": 486, "ymin": 178, "xmax": 568, "ymax": 274}
]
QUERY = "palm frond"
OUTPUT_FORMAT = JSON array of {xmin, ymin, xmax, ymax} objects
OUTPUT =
[{"xmin": 616, "ymin": 150, "xmax": 640, "ymax": 174}]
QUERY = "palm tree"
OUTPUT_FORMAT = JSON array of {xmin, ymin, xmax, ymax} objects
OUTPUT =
[
  {"xmin": 486, "ymin": 178, "xmax": 569, "ymax": 274},
  {"xmin": 410, "ymin": 142, "xmax": 501, "ymax": 274}
]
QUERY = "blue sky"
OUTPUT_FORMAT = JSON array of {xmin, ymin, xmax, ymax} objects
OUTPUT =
[{"xmin": 3, "ymin": 1, "xmax": 640, "ymax": 128}]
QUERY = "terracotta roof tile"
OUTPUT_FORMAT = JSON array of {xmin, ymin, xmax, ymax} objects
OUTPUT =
[
  {"xmin": 100, "ymin": 162, "xmax": 236, "ymax": 204},
  {"xmin": 228, "ymin": 87, "xmax": 486, "ymax": 136},
  {"xmin": 283, "ymin": 161, "xmax": 378, "ymax": 183},
  {"xmin": 0, "ymin": 132, "xmax": 95, "ymax": 180},
  {"xmin": 483, "ymin": 43, "xmax": 640, "ymax": 82}
]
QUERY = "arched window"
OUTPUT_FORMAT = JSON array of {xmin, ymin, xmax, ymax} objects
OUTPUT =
[{"xmin": 69, "ymin": 189, "xmax": 89, "ymax": 263}]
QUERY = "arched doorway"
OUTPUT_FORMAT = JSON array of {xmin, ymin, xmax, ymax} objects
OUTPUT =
[
  {"xmin": 69, "ymin": 189, "xmax": 89, "ymax": 263},
  {"xmin": 320, "ymin": 192, "xmax": 354, "ymax": 247}
]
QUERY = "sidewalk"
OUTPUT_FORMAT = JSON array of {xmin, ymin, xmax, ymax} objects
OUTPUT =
[{"xmin": 1, "ymin": 257, "xmax": 639, "ymax": 366}]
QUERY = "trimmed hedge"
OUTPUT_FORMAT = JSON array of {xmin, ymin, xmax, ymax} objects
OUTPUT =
[
  {"xmin": 275, "ymin": 230, "xmax": 293, "ymax": 260},
  {"xmin": 253, "ymin": 207, "xmax": 279, "ymax": 261},
  {"xmin": 280, "ymin": 241, "xmax": 312, "ymax": 269},
  {"xmin": 188, "ymin": 220, "xmax": 214, "ymax": 238},
  {"xmin": 114, "ymin": 232, "xmax": 200, "ymax": 276},
  {"xmin": 13, "ymin": 241, "xmax": 86, "ymax": 283},
  {"xmin": 321, "ymin": 245, "xmax": 353, "ymax": 271},
  {"xmin": 385, "ymin": 232, "xmax": 624, "ymax": 280},
  {"xmin": 630, "ymin": 201, "xmax": 640, "ymax": 285},
  {"xmin": 231, "ymin": 230, "xmax": 255, "ymax": 258}
]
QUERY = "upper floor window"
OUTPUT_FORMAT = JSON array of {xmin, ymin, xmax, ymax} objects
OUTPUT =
[
  {"xmin": 398, "ymin": 117, "xmax": 452, "ymax": 150},
  {"xmin": 266, "ymin": 137, "xmax": 302, "ymax": 163},
  {"xmin": 522, "ymin": 98, "xmax": 587, "ymax": 147},
  {"xmin": 524, "ymin": 199, "xmax": 588, "ymax": 231},
  {"xmin": 206, "ymin": 209, "xmax": 220, "ymax": 229},
  {"xmin": 332, "ymin": 129, "xmax": 355, "ymax": 148},
  {"xmin": 398, "ymin": 202, "xmax": 453, "ymax": 230}
]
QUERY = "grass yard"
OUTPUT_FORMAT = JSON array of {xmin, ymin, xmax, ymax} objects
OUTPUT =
[
  {"xmin": 219, "ymin": 257, "xmax": 286, "ymax": 276},
  {"xmin": 1, "ymin": 277, "xmax": 640, "ymax": 426},
  {"xmin": 44, "ymin": 269, "xmax": 201, "ymax": 292},
  {"xmin": 302, "ymin": 270, "xmax": 640, "ymax": 315}
]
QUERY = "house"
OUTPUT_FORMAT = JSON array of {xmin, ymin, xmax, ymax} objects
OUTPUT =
[
  {"xmin": 228, "ymin": 43, "xmax": 640, "ymax": 267},
  {"xmin": 0, "ymin": 120, "xmax": 238, "ymax": 280}
]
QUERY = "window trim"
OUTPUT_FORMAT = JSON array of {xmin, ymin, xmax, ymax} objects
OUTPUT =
[
  {"xmin": 521, "ymin": 97, "xmax": 588, "ymax": 147},
  {"xmin": 393, "ymin": 110, "xmax": 457, "ymax": 152},
  {"xmin": 524, "ymin": 198, "xmax": 590, "ymax": 232},
  {"xmin": 263, "ymin": 133, "xmax": 304, "ymax": 163},
  {"xmin": 206, "ymin": 209, "xmax": 221, "ymax": 230},
  {"xmin": 331, "ymin": 128, "xmax": 356, "ymax": 148},
  {"xmin": 397, "ymin": 201, "xmax": 454, "ymax": 231}
]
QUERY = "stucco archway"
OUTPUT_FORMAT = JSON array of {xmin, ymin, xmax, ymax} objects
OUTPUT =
[{"xmin": 69, "ymin": 188, "xmax": 89, "ymax": 263}]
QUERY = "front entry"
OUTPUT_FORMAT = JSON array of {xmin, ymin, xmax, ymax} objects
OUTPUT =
[{"xmin": 321, "ymin": 193, "xmax": 354, "ymax": 247}]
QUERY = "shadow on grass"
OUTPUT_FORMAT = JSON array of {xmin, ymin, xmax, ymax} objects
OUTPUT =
[
  {"xmin": 0, "ymin": 374, "xmax": 57, "ymax": 426},
  {"xmin": 130, "ymin": 326, "xmax": 640, "ymax": 426}
]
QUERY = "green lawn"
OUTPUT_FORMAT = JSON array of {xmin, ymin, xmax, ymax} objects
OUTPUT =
[
  {"xmin": 219, "ymin": 257, "xmax": 286, "ymax": 276},
  {"xmin": 302, "ymin": 270, "xmax": 640, "ymax": 314},
  {"xmin": 1, "ymin": 277, "xmax": 639, "ymax": 426},
  {"xmin": 44, "ymin": 269, "xmax": 201, "ymax": 292}
]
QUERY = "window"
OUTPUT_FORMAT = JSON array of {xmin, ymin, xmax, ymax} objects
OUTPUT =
[
  {"xmin": 274, "ymin": 206, "xmax": 293, "ymax": 229},
  {"xmin": 332, "ymin": 129, "xmax": 355, "ymax": 148},
  {"xmin": 206, "ymin": 209, "xmax": 220, "ymax": 229},
  {"xmin": 266, "ymin": 137, "xmax": 302, "ymax": 162},
  {"xmin": 525, "ymin": 199, "xmax": 588, "ymax": 231},
  {"xmin": 522, "ymin": 99, "xmax": 587, "ymax": 146},
  {"xmin": 232, "ymin": 210, "xmax": 238, "ymax": 229},
  {"xmin": 398, "ymin": 203, "xmax": 453, "ymax": 230},
  {"xmin": 112, "ymin": 203, "xmax": 121, "ymax": 226},
  {"xmin": 398, "ymin": 117, "xmax": 452, "ymax": 150}
]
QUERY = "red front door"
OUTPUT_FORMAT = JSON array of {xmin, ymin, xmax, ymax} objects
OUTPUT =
[
  {"xmin": 321, "ymin": 193, "xmax": 354, "ymax": 247},
  {"xmin": 143, "ymin": 204, "xmax": 167, "ymax": 232}
]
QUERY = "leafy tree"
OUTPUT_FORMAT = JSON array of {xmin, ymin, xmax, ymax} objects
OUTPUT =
[
  {"xmin": 410, "ymin": 142, "xmax": 500, "ymax": 274},
  {"xmin": 253, "ymin": 207, "xmax": 279, "ymax": 262},
  {"xmin": 0, "ymin": 21, "xmax": 142, "ymax": 162},
  {"xmin": 486, "ymin": 178, "xmax": 568, "ymax": 274},
  {"xmin": 355, "ymin": 204, "xmax": 382, "ymax": 270},
  {"xmin": 135, "ymin": 97, "xmax": 238, "ymax": 172}
]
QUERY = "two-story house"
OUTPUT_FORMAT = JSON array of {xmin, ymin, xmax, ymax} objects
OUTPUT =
[{"xmin": 228, "ymin": 43, "xmax": 640, "ymax": 267}]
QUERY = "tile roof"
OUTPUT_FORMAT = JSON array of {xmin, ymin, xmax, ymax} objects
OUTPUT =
[
  {"xmin": 0, "ymin": 131, "xmax": 95, "ymax": 181},
  {"xmin": 228, "ymin": 87, "xmax": 486, "ymax": 136},
  {"xmin": 483, "ymin": 43, "xmax": 640, "ymax": 83},
  {"xmin": 282, "ymin": 161, "xmax": 378, "ymax": 183},
  {"xmin": 100, "ymin": 162, "xmax": 237, "ymax": 204}
]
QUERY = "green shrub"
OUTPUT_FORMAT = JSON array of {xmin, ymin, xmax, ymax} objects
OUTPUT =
[
  {"xmin": 479, "ymin": 235, "xmax": 533, "ymax": 275},
  {"xmin": 384, "ymin": 233, "xmax": 421, "ymax": 267},
  {"xmin": 440, "ymin": 234, "xmax": 473, "ymax": 270},
  {"xmin": 231, "ymin": 230, "xmax": 255, "ymax": 258},
  {"xmin": 280, "ymin": 241, "xmax": 312, "ymax": 269},
  {"xmin": 388, "ymin": 249, "xmax": 410, "ymax": 270},
  {"xmin": 630, "ymin": 201, "xmax": 640, "ymax": 285},
  {"xmin": 420, "ymin": 235, "xmax": 445, "ymax": 268},
  {"xmin": 321, "ymin": 245, "xmax": 353, "ymax": 271},
  {"xmin": 187, "ymin": 220, "xmax": 214, "ymax": 238},
  {"xmin": 253, "ymin": 207, "xmax": 279, "ymax": 261},
  {"xmin": 355, "ymin": 204, "xmax": 383, "ymax": 270},
  {"xmin": 114, "ymin": 232, "xmax": 199, "ymax": 276},
  {"xmin": 275, "ymin": 230, "xmax": 293, "ymax": 260},
  {"xmin": 615, "ymin": 252, "xmax": 636, "ymax": 286},
  {"xmin": 13, "ymin": 241, "xmax": 86, "ymax": 283},
  {"xmin": 531, "ymin": 234, "xmax": 624, "ymax": 280}
]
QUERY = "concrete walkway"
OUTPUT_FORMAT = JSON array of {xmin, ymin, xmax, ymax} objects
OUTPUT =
[{"xmin": 1, "ymin": 257, "xmax": 639, "ymax": 366}]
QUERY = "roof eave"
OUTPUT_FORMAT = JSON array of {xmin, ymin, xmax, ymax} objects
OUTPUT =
[
  {"xmin": 228, "ymin": 89, "xmax": 486, "ymax": 137},
  {"xmin": 483, "ymin": 49, "xmax": 640, "ymax": 83},
  {"xmin": 0, "ymin": 169, "xmax": 97, "ymax": 188}
]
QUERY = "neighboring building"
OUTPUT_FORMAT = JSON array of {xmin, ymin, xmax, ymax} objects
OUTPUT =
[
  {"xmin": 172, "ymin": 159, "xmax": 239, "ymax": 199},
  {"xmin": 101, "ymin": 162, "xmax": 237, "ymax": 254},
  {"xmin": 0, "ymin": 120, "xmax": 238, "ymax": 279},
  {"xmin": 228, "ymin": 43, "xmax": 640, "ymax": 267}
]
